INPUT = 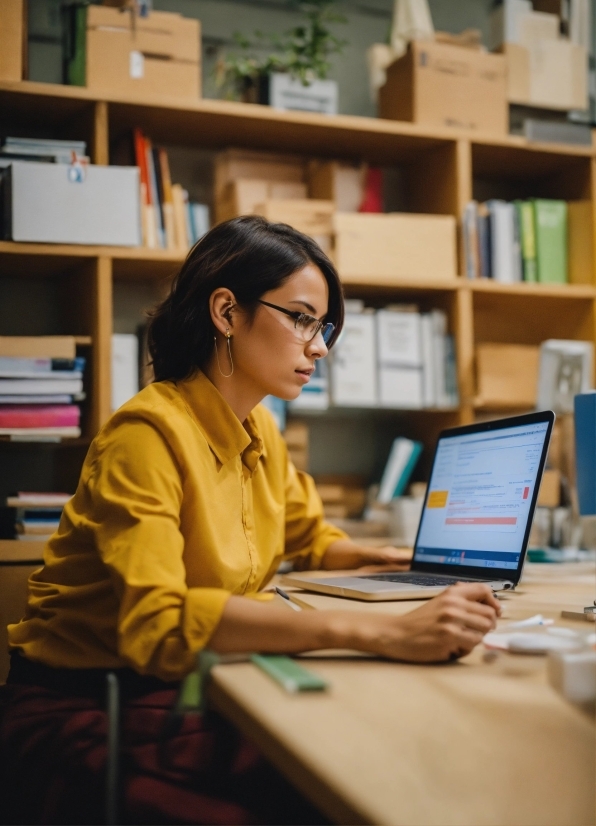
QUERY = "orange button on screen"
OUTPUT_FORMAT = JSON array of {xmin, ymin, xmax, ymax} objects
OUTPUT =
[{"xmin": 427, "ymin": 490, "xmax": 448, "ymax": 508}]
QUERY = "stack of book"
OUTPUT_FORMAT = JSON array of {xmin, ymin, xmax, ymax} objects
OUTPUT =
[
  {"xmin": 0, "ymin": 337, "xmax": 84, "ymax": 441},
  {"xmin": 133, "ymin": 128, "xmax": 209, "ymax": 250},
  {"xmin": 0, "ymin": 137, "xmax": 88, "ymax": 165},
  {"xmin": 463, "ymin": 198, "xmax": 576, "ymax": 284},
  {"xmin": 6, "ymin": 492, "xmax": 70, "ymax": 542}
]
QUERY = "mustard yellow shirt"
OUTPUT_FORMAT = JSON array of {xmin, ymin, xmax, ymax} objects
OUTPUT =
[{"xmin": 8, "ymin": 372, "xmax": 346, "ymax": 681}]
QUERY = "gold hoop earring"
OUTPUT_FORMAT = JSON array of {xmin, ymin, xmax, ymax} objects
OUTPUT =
[{"xmin": 214, "ymin": 329, "xmax": 234, "ymax": 377}]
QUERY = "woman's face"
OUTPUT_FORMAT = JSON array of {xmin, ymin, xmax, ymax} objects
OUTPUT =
[{"xmin": 231, "ymin": 263, "xmax": 331, "ymax": 401}]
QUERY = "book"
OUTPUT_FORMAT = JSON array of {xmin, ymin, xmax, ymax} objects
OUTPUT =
[
  {"xmin": 0, "ymin": 427, "xmax": 81, "ymax": 439},
  {"xmin": 6, "ymin": 493, "xmax": 71, "ymax": 507},
  {"xmin": 0, "ymin": 370, "xmax": 83, "ymax": 380},
  {"xmin": 190, "ymin": 203, "xmax": 210, "ymax": 243},
  {"xmin": 516, "ymin": 200, "xmax": 538, "ymax": 282},
  {"xmin": 172, "ymin": 184, "xmax": 190, "ymax": 249},
  {"xmin": 533, "ymin": 199, "xmax": 568, "ymax": 284},
  {"xmin": 0, "ymin": 336, "xmax": 76, "ymax": 359},
  {"xmin": 144, "ymin": 136, "xmax": 164, "ymax": 247},
  {"xmin": 112, "ymin": 334, "xmax": 139, "ymax": 412},
  {"xmin": 377, "ymin": 438, "xmax": 423, "ymax": 504},
  {"xmin": 477, "ymin": 203, "xmax": 492, "ymax": 279},
  {"xmin": 134, "ymin": 128, "xmax": 157, "ymax": 249},
  {"xmin": 152, "ymin": 146, "xmax": 167, "ymax": 247},
  {"xmin": 0, "ymin": 356, "xmax": 85, "ymax": 374},
  {"xmin": 1, "ymin": 137, "xmax": 87, "ymax": 164},
  {"xmin": 17, "ymin": 521, "xmax": 60, "ymax": 534},
  {"xmin": 0, "ymin": 406, "xmax": 80, "ymax": 428},
  {"xmin": 487, "ymin": 200, "xmax": 521, "ymax": 284},
  {"xmin": 420, "ymin": 314, "xmax": 436, "ymax": 407},
  {"xmin": 0, "ymin": 378, "xmax": 83, "ymax": 394},
  {"xmin": 331, "ymin": 311, "xmax": 377, "ymax": 407},
  {"xmin": 158, "ymin": 147, "xmax": 176, "ymax": 251},
  {"xmin": 462, "ymin": 201, "xmax": 479, "ymax": 280},
  {"xmin": 0, "ymin": 395, "xmax": 76, "ymax": 404}
]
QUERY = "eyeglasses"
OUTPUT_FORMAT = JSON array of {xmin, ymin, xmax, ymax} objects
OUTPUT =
[{"xmin": 258, "ymin": 300, "xmax": 335, "ymax": 345}]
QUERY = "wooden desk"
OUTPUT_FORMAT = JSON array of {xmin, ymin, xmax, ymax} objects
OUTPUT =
[{"xmin": 209, "ymin": 563, "xmax": 596, "ymax": 826}]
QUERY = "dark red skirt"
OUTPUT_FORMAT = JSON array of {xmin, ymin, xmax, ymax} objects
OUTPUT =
[{"xmin": 0, "ymin": 657, "xmax": 327, "ymax": 826}]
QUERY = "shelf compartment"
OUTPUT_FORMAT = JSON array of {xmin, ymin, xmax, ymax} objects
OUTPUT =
[{"xmin": 467, "ymin": 280, "xmax": 596, "ymax": 299}]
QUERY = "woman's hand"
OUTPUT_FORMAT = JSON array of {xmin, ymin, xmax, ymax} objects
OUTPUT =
[
  {"xmin": 321, "ymin": 539, "xmax": 412, "ymax": 571},
  {"xmin": 352, "ymin": 583, "xmax": 502, "ymax": 663}
]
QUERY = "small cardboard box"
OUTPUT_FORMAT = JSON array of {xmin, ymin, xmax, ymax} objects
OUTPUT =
[
  {"xmin": 214, "ymin": 149, "xmax": 305, "ymax": 203},
  {"xmin": 475, "ymin": 343, "xmax": 540, "ymax": 408},
  {"xmin": 254, "ymin": 199, "xmax": 335, "ymax": 240},
  {"xmin": 0, "ymin": 0, "xmax": 25, "ymax": 82},
  {"xmin": 332, "ymin": 213, "xmax": 457, "ymax": 284},
  {"xmin": 502, "ymin": 40, "xmax": 588, "ymax": 110},
  {"xmin": 216, "ymin": 179, "xmax": 307, "ymax": 224},
  {"xmin": 379, "ymin": 41, "xmax": 508, "ymax": 134},
  {"xmin": 308, "ymin": 161, "xmax": 365, "ymax": 212},
  {"xmin": 85, "ymin": 6, "xmax": 200, "ymax": 101}
]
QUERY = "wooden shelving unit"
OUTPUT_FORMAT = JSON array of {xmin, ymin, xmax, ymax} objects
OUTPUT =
[{"xmin": 1, "ymin": 78, "xmax": 595, "ymax": 492}]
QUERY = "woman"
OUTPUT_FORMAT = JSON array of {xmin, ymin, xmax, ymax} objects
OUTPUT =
[{"xmin": 0, "ymin": 217, "xmax": 500, "ymax": 824}]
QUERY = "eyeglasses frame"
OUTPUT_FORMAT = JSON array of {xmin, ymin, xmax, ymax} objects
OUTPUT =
[{"xmin": 257, "ymin": 300, "xmax": 335, "ymax": 344}]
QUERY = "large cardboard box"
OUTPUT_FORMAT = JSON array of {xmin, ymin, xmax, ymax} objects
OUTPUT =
[
  {"xmin": 85, "ymin": 6, "xmax": 200, "ymax": 101},
  {"xmin": 0, "ymin": 0, "xmax": 25, "ymax": 82},
  {"xmin": 332, "ymin": 213, "xmax": 457, "ymax": 284},
  {"xmin": 379, "ymin": 41, "xmax": 508, "ymax": 134},
  {"xmin": 475, "ymin": 343, "xmax": 540, "ymax": 408},
  {"xmin": 1, "ymin": 161, "xmax": 141, "ymax": 246}
]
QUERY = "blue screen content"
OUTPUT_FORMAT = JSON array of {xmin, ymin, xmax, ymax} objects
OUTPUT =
[{"xmin": 414, "ymin": 421, "xmax": 549, "ymax": 571}]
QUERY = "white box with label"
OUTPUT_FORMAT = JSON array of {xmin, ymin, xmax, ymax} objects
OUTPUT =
[{"xmin": 331, "ymin": 313, "xmax": 377, "ymax": 407}]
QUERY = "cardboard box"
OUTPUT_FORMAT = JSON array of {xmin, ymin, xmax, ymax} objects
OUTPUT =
[
  {"xmin": 308, "ymin": 161, "xmax": 365, "ymax": 212},
  {"xmin": 216, "ymin": 179, "xmax": 307, "ymax": 224},
  {"xmin": 568, "ymin": 201, "xmax": 594, "ymax": 286},
  {"xmin": 379, "ymin": 41, "xmax": 508, "ymax": 134},
  {"xmin": 0, "ymin": 0, "xmax": 25, "ymax": 81},
  {"xmin": 502, "ymin": 39, "xmax": 588, "ymax": 110},
  {"xmin": 254, "ymin": 199, "xmax": 335, "ymax": 238},
  {"xmin": 529, "ymin": 39, "xmax": 587, "ymax": 110},
  {"xmin": 489, "ymin": 0, "xmax": 532, "ymax": 51},
  {"xmin": 475, "ymin": 343, "xmax": 540, "ymax": 408},
  {"xmin": 85, "ymin": 6, "xmax": 200, "ymax": 101},
  {"xmin": 332, "ymin": 213, "xmax": 457, "ymax": 284},
  {"xmin": 1, "ymin": 161, "xmax": 141, "ymax": 246},
  {"xmin": 518, "ymin": 11, "xmax": 559, "ymax": 45},
  {"xmin": 214, "ymin": 150, "xmax": 305, "ymax": 203}
]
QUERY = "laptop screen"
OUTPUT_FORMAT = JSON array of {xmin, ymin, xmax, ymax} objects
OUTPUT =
[{"xmin": 413, "ymin": 417, "xmax": 552, "ymax": 574}]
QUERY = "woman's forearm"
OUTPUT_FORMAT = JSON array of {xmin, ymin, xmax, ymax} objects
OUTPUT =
[{"xmin": 207, "ymin": 596, "xmax": 358, "ymax": 655}]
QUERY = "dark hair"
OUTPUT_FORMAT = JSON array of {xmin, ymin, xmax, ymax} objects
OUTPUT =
[{"xmin": 148, "ymin": 215, "xmax": 344, "ymax": 382}]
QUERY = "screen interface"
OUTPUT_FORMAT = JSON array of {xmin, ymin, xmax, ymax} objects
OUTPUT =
[{"xmin": 414, "ymin": 421, "xmax": 550, "ymax": 571}]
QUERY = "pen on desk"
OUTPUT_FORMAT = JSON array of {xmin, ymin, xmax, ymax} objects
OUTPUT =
[{"xmin": 275, "ymin": 586, "xmax": 302, "ymax": 611}]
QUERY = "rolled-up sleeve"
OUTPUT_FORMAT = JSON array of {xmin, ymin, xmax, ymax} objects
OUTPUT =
[
  {"xmin": 88, "ymin": 419, "xmax": 230, "ymax": 681},
  {"xmin": 283, "ymin": 455, "xmax": 348, "ymax": 571}
]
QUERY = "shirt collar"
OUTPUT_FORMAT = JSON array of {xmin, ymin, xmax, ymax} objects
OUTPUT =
[{"xmin": 176, "ymin": 372, "xmax": 265, "ymax": 472}]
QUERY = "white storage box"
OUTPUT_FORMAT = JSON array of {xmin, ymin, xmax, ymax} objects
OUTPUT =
[{"xmin": 1, "ymin": 161, "xmax": 141, "ymax": 246}]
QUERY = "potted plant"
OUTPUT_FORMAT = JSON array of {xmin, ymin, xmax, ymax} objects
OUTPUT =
[{"xmin": 216, "ymin": 0, "xmax": 347, "ymax": 115}]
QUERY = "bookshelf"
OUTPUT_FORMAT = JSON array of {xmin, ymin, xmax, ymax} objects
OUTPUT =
[{"xmin": 1, "ymin": 78, "xmax": 595, "ymax": 499}]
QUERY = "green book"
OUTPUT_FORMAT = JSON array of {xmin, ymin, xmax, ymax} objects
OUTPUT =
[
  {"xmin": 533, "ymin": 199, "xmax": 568, "ymax": 284},
  {"xmin": 66, "ymin": 4, "xmax": 87, "ymax": 87},
  {"xmin": 515, "ymin": 200, "xmax": 537, "ymax": 282}
]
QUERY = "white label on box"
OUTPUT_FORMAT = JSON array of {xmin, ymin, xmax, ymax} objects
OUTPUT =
[
  {"xmin": 331, "ymin": 314, "xmax": 377, "ymax": 406},
  {"xmin": 269, "ymin": 73, "xmax": 338, "ymax": 115},
  {"xmin": 130, "ymin": 50, "xmax": 145, "ymax": 79},
  {"xmin": 379, "ymin": 365, "xmax": 424, "ymax": 409},
  {"xmin": 377, "ymin": 310, "xmax": 422, "ymax": 366}
]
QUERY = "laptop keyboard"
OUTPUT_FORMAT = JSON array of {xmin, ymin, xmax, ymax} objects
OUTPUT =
[{"xmin": 362, "ymin": 573, "xmax": 479, "ymax": 587}]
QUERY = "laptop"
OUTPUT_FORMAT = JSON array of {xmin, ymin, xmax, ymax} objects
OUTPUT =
[{"xmin": 283, "ymin": 411, "xmax": 555, "ymax": 601}]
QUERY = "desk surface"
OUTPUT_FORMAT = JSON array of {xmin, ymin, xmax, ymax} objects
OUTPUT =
[{"xmin": 209, "ymin": 563, "xmax": 596, "ymax": 826}]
